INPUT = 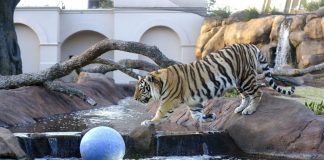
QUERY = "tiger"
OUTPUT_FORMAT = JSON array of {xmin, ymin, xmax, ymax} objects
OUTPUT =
[{"xmin": 134, "ymin": 43, "xmax": 295, "ymax": 126}]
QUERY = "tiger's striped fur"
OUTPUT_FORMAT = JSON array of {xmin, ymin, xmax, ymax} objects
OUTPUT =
[{"xmin": 134, "ymin": 44, "xmax": 295, "ymax": 126}]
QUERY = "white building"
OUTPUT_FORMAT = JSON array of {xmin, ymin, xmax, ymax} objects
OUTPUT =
[{"xmin": 14, "ymin": 0, "xmax": 206, "ymax": 83}]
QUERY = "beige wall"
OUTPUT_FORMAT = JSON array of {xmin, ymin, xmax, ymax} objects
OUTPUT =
[
  {"xmin": 140, "ymin": 26, "xmax": 181, "ymax": 62},
  {"xmin": 14, "ymin": 6, "xmax": 204, "ymax": 83},
  {"xmin": 61, "ymin": 30, "xmax": 112, "ymax": 61},
  {"xmin": 60, "ymin": 30, "xmax": 113, "ymax": 81},
  {"xmin": 15, "ymin": 24, "xmax": 40, "ymax": 73},
  {"xmin": 138, "ymin": 26, "xmax": 181, "ymax": 76}
]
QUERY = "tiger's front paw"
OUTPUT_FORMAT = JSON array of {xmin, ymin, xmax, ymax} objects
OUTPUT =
[
  {"xmin": 202, "ymin": 113, "xmax": 216, "ymax": 122},
  {"xmin": 141, "ymin": 120, "xmax": 155, "ymax": 126},
  {"xmin": 242, "ymin": 107, "xmax": 256, "ymax": 115}
]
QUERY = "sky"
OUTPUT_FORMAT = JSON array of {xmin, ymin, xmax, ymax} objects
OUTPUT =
[
  {"xmin": 18, "ymin": 0, "xmax": 88, "ymax": 9},
  {"xmin": 17, "ymin": 0, "xmax": 265, "ymax": 12},
  {"xmin": 213, "ymin": 0, "xmax": 265, "ymax": 12}
]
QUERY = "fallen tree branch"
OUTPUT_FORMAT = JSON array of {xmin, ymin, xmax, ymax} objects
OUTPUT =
[
  {"xmin": 79, "ymin": 64, "xmax": 115, "ymax": 74},
  {"xmin": 0, "ymin": 38, "xmax": 177, "ymax": 89},
  {"xmin": 80, "ymin": 59, "xmax": 160, "ymax": 75},
  {"xmin": 273, "ymin": 62, "xmax": 324, "ymax": 77},
  {"xmin": 257, "ymin": 62, "xmax": 324, "ymax": 80},
  {"xmin": 92, "ymin": 58, "xmax": 139, "ymax": 79},
  {"xmin": 118, "ymin": 59, "xmax": 160, "ymax": 72},
  {"xmin": 43, "ymin": 81, "xmax": 97, "ymax": 106}
]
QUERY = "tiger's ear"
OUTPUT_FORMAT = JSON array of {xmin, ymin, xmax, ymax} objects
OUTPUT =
[
  {"xmin": 138, "ymin": 76, "xmax": 142, "ymax": 80},
  {"xmin": 146, "ymin": 75, "xmax": 154, "ymax": 82}
]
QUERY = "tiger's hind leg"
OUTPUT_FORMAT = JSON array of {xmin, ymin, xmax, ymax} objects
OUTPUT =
[
  {"xmin": 237, "ymin": 70, "xmax": 262, "ymax": 115},
  {"xmin": 242, "ymin": 89, "xmax": 262, "ymax": 115},
  {"xmin": 234, "ymin": 92, "xmax": 250, "ymax": 114},
  {"xmin": 189, "ymin": 104, "xmax": 216, "ymax": 122}
]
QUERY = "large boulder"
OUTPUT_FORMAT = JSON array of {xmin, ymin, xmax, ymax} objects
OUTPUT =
[
  {"xmin": 289, "ymin": 30, "xmax": 306, "ymax": 47},
  {"xmin": 201, "ymin": 26, "xmax": 226, "ymax": 58},
  {"xmin": 315, "ymin": 6, "xmax": 324, "ymax": 17},
  {"xmin": 288, "ymin": 15, "xmax": 306, "ymax": 47},
  {"xmin": 206, "ymin": 93, "xmax": 324, "ymax": 159},
  {"xmin": 290, "ymin": 15, "xmax": 306, "ymax": 32},
  {"xmin": 0, "ymin": 127, "xmax": 26, "ymax": 159},
  {"xmin": 147, "ymin": 93, "xmax": 324, "ymax": 159},
  {"xmin": 304, "ymin": 17, "xmax": 324, "ymax": 39},
  {"xmin": 224, "ymin": 16, "xmax": 273, "ymax": 45},
  {"xmin": 269, "ymin": 15, "xmax": 285, "ymax": 42},
  {"xmin": 195, "ymin": 18, "xmax": 223, "ymax": 59},
  {"xmin": 195, "ymin": 16, "xmax": 275, "ymax": 59},
  {"xmin": 296, "ymin": 40, "xmax": 324, "ymax": 68},
  {"xmin": 299, "ymin": 54, "xmax": 324, "ymax": 70}
]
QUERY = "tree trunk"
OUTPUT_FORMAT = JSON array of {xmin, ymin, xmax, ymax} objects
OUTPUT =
[{"xmin": 0, "ymin": 0, "xmax": 22, "ymax": 75}]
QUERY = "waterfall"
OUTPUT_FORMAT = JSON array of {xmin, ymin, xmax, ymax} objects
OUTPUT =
[
  {"xmin": 202, "ymin": 142, "xmax": 209, "ymax": 155},
  {"xmin": 274, "ymin": 17, "xmax": 292, "ymax": 68},
  {"xmin": 48, "ymin": 137, "xmax": 59, "ymax": 156}
]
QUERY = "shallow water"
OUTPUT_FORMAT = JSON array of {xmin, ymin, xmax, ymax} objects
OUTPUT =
[
  {"xmin": 10, "ymin": 98, "xmax": 150, "ymax": 134},
  {"xmin": 138, "ymin": 155, "xmax": 245, "ymax": 160},
  {"xmin": 35, "ymin": 155, "xmax": 249, "ymax": 160},
  {"xmin": 13, "ymin": 98, "xmax": 286, "ymax": 160}
]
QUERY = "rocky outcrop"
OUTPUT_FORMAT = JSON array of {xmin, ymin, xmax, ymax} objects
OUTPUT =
[
  {"xmin": 147, "ymin": 93, "xmax": 324, "ymax": 159},
  {"xmin": 196, "ymin": 9, "xmax": 324, "ymax": 69},
  {"xmin": 0, "ymin": 72, "xmax": 133, "ymax": 127},
  {"xmin": 208, "ymin": 94, "xmax": 324, "ymax": 159},
  {"xmin": 224, "ymin": 16, "xmax": 273, "ymax": 46},
  {"xmin": 0, "ymin": 127, "xmax": 26, "ymax": 159},
  {"xmin": 296, "ymin": 40, "xmax": 324, "ymax": 68}
]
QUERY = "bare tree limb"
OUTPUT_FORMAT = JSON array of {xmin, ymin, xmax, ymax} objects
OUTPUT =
[
  {"xmin": 257, "ymin": 62, "xmax": 324, "ymax": 80},
  {"xmin": 79, "ymin": 64, "xmax": 115, "ymax": 74},
  {"xmin": 112, "ymin": 40, "xmax": 179, "ymax": 67},
  {"xmin": 118, "ymin": 59, "xmax": 160, "ymax": 72},
  {"xmin": 80, "ymin": 59, "xmax": 160, "ymax": 75},
  {"xmin": 43, "ymin": 81, "xmax": 97, "ymax": 106},
  {"xmin": 92, "ymin": 58, "xmax": 139, "ymax": 79},
  {"xmin": 272, "ymin": 62, "xmax": 324, "ymax": 77},
  {"xmin": 0, "ymin": 38, "xmax": 177, "ymax": 89}
]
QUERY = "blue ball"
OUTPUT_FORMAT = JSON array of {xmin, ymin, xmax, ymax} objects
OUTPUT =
[{"xmin": 80, "ymin": 126, "xmax": 125, "ymax": 160}]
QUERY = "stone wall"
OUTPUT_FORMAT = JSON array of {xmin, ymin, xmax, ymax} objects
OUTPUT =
[{"xmin": 196, "ymin": 9, "xmax": 324, "ymax": 69}]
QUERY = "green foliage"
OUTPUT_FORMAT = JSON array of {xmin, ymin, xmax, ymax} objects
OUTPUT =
[
  {"xmin": 301, "ymin": 0, "xmax": 324, "ymax": 11},
  {"xmin": 99, "ymin": 0, "xmax": 113, "ymax": 8},
  {"xmin": 208, "ymin": 7, "xmax": 231, "ymax": 19},
  {"xmin": 305, "ymin": 101, "xmax": 324, "ymax": 115},
  {"xmin": 224, "ymin": 89, "xmax": 239, "ymax": 97},
  {"xmin": 263, "ymin": 6, "xmax": 279, "ymax": 15},
  {"xmin": 244, "ymin": 7, "xmax": 260, "ymax": 21}
]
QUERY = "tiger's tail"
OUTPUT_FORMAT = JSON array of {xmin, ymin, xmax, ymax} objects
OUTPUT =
[
  {"xmin": 264, "ymin": 72, "xmax": 295, "ymax": 95},
  {"xmin": 254, "ymin": 45, "xmax": 295, "ymax": 95}
]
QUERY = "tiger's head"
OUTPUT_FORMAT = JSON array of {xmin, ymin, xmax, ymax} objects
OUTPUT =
[
  {"xmin": 134, "ymin": 76, "xmax": 152, "ymax": 103},
  {"xmin": 134, "ymin": 71, "xmax": 164, "ymax": 103}
]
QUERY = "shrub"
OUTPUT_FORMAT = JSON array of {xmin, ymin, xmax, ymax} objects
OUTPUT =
[
  {"xmin": 263, "ymin": 6, "xmax": 280, "ymax": 15},
  {"xmin": 244, "ymin": 7, "xmax": 260, "ymax": 21},
  {"xmin": 302, "ymin": 0, "xmax": 324, "ymax": 11},
  {"xmin": 305, "ymin": 101, "xmax": 324, "ymax": 115},
  {"xmin": 208, "ymin": 7, "xmax": 231, "ymax": 19}
]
